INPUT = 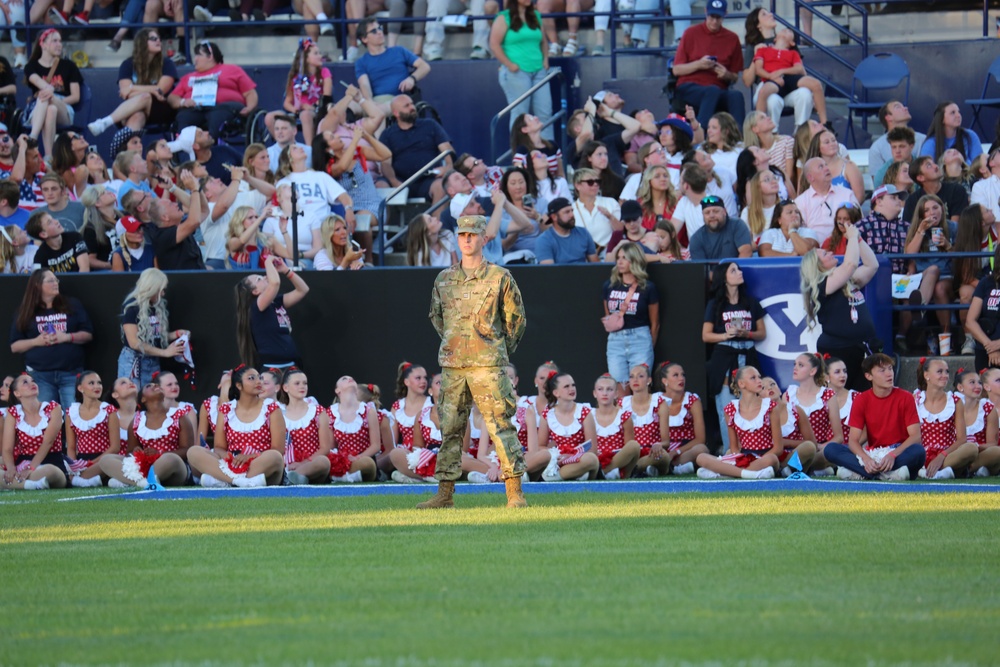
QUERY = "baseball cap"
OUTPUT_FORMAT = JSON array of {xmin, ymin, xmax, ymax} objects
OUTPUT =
[
  {"xmin": 871, "ymin": 184, "xmax": 905, "ymax": 204},
  {"xmin": 450, "ymin": 192, "xmax": 473, "ymax": 219},
  {"xmin": 456, "ymin": 215, "xmax": 487, "ymax": 235},
  {"xmin": 620, "ymin": 200, "xmax": 642, "ymax": 222},
  {"xmin": 0, "ymin": 122, "xmax": 8, "ymax": 134},
  {"xmin": 547, "ymin": 197, "xmax": 572, "ymax": 216},
  {"xmin": 706, "ymin": 0, "xmax": 727, "ymax": 16},
  {"xmin": 592, "ymin": 90, "xmax": 609, "ymax": 104},
  {"xmin": 117, "ymin": 215, "xmax": 143, "ymax": 235},
  {"xmin": 700, "ymin": 195, "xmax": 726, "ymax": 210}
]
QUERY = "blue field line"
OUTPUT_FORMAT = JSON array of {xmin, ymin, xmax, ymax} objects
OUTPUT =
[{"xmin": 63, "ymin": 478, "xmax": 1000, "ymax": 502}]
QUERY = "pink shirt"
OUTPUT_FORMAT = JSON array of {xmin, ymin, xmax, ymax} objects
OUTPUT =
[
  {"xmin": 171, "ymin": 64, "xmax": 256, "ymax": 106},
  {"xmin": 794, "ymin": 183, "xmax": 858, "ymax": 244}
]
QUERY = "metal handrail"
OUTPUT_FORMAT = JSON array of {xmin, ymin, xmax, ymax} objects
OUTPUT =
[
  {"xmin": 887, "ymin": 249, "xmax": 992, "ymax": 312},
  {"xmin": 382, "ymin": 194, "xmax": 452, "ymax": 251},
  {"xmin": 488, "ymin": 68, "xmax": 565, "ymax": 166},
  {"xmin": 376, "ymin": 149, "xmax": 454, "ymax": 265}
]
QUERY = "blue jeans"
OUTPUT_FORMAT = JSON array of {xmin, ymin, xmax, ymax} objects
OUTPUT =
[
  {"xmin": 675, "ymin": 82, "xmax": 746, "ymax": 129},
  {"xmin": 606, "ymin": 326, "xmax": 654, "ymax": 384},
  {"xmin": 118, "ymin": 347, "xmax": 161, "ymax": 388},
  {"xmin": 498, "ymin": 67, "xmax": 554, "ymax": 142},
  {"xmin": 630, "ymin": 0, "xmax": 691, "ymax": 44},
  {"xmin": 204, "ymin": 258, "xmax": 227, "ymax": 270},
  {"xmin": 30, "ymin": 369, "xmax": 80, "ymax": 409},
  {"xmin": 714, "ymin": 382, "xmax": 734, "ymax": 453},
  {"xmin": 824, "ymin": 442, "xmax": 926, "ymax": 480}
]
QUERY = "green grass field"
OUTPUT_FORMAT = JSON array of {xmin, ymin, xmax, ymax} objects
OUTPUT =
[{"xmin": 2, "ymin": 488, "xmax": 999, "ymax": 666}]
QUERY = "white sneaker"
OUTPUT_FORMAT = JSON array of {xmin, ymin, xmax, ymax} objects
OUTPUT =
[
  {"xmin": 812, "ymin": 467, "xmax": 835, "ymax": 477},
  {"xmin": 320, "ymin": 22, "xmax": 334, "ymax": 35},
  {"xmin": 345, "ymin": 46, "xmax": 359, "ymax": 62},
  {"xmin": 24, "ymin": 476, "xmax": 50, "ymax": 490},
  {"xmin": 71, "ymin": 474, "xmax": 102, "ymax": 488},
  {"xmin": 603, "ymin": 468, "xmax": 620, "ymax": 480},
  {"xmin": 235, "ymin": 473, "xmax": 266, "ymax": 488},
  {"xmin": 331, "ymin": 470, "xmax": 363, "ymax": 483},
  {"xmin": 87, "ymin": 118, "xmax": 109, "ymax": 136},
  {"xmin": 541, "ymin": 450, "xmax": 562, "ymax": 482},
  {"xmin": 881, "ymin": 467, "xmax": 910, "ymax": 482},
  {"xmin": 931, "ymin": 466, "xmax": 955, "ymax": 480},
  {"xmin": 961, "ymin": 337, "xmax": 976, "ymax": 355},
  {"xmin": 742, "ymin": 467, "xmax": 775, "ymax": 480},
  {"xmin": 391, "ymin": 470, "xmax": 421, "ymax": 484},
  {"xmin": 467, "ymin": 471, "xmax": 489, "ymax": 484},
  {"xmin": 422, "ymin": 46, "xmax": 443, "ymax": 61},
  {"xmin": 645, "ymin": 465, "xmax": 659, "ymax": 478},
  {"xmin": 917, "ymin": 467, "xmax": 928, "ymax": 479},
  {"xmin": 470, "ymin": 45, "xmax": 490, "ymax": 60},
  {"xmin": 13, "ymin": 53, "xmax": 26, "ymax": 69},
  {"xmin": 697, "ymin": 467, "xmax": 721, "ymax": 479},
  {"xmin": 193, "ymin": 5, "xmax": 213, "ymax": 22},
  {"xmin": 108, "ymin": 477, "xmax": 129, "ymax": 488},
  {"xmin": 837, "ymin": 467, "xmax": 864, "ymax": 481},
  {"xmin": 780, "ymin": 466, "xmax": 792, "ymax": 478},
  {"xmin": 575, "ymin": 472, "xmax": 589, "ymax": 481},
  {"xmin": 671, "ymin": 462, "xmax": 694, "ymax": 475},
  {"xmin": 975, "ymin": 466, "xmax": 991, "ymax": 477},
  {"xmin": 286, "ymin": 470, "xmax": 310, "ymax": 485},
  {"xmin": 201, "ymin": 474, "xmax": 230, "ymax": 488}
]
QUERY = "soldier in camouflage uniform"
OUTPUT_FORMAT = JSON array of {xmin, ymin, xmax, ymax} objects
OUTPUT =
[{"xmin": 418, "ymin": 214, "xmax": 528, "ymax": 509}]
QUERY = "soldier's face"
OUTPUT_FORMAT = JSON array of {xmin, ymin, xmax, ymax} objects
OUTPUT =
[{"xmin": 457, "ymin": 231, "xmax": 484, "ymax": 257}]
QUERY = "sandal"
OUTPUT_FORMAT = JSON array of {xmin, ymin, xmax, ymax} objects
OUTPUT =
[
  {"xmin": 562, "ymin": 36, "xmax": 578, "ymax": 57},
  {"xmin": 548, "ymin": 42, "xmax": 560, "ymax": 57}
]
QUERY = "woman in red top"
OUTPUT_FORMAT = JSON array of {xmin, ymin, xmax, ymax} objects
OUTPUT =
[
  {"xmin": 822, "ymin": 203, "xmax": 860, "ymax": 254},
  {"xmin": 279, "ymin": 369, "xmax": 332, "ymax": 485},
  {"xmin": 592, "ymin": 373, "xmax": 640, "ymax": 480},
  {"xmin": 537, "ymin": 372, "xmax": 600, "ymax": 481},
  {"xmin": 914, "ymin": 359, "xmax": 976, "ymax": 480},
  {"xmin": 656, "ymin": 361, "xmax": 708, "ymax": 475},
  {"xmin": 167, "ymin": 41, "xmax": 258, "ymax": 135},
  {"xmin": 696, "ymin": 366, "xmax": 780, "ymax": 479},
  {"xmin": 383, "ymin": 361, "xmax": 431, "ymax": 476},
  {"xmin": 329, "ymin": 376, "xmax": 380, "ymax": 482},
  {"xmin": 100, "ymin": 381, "xmax": 192, "ymax": 487},
  {"xmin": 637, "ymin": 165, "xmax": 677, "ymax": 231},
  {"xmin": 390, "ymin": 394, "xmax": 442, "ymax": 484},
  {"xmin": 620, "ymin": 364, "xmax": 670, "ymax": 476},
  {"xmin": 1, "ymin": 373, "xmax": 67, "ymax": 490},
  {"xmin": 954, "ymin": 368, "xmax": 1000, "ymax": 477},
  {"xmin": 65, "ymin": 371, "xmax": 121, "ymax": 488},
  {"xmin": 188, "ymin": 366, "xmax": 286, "ymax": 488},
  {"xmin": 782, "ymin": 353, "xmax": 842, "ymax": 475}
]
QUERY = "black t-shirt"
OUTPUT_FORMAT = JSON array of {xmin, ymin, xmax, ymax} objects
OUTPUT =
[
  {"xmin": 816, "ymin": 276, "xmax": 877, "ymax": 348},
  {"xmin": 121, "ymin": 303, "xmax": 164, "ymax": 349},
  {"xmin": 901, "ymin": 182, "xmax": 969, "ymax": 225},
  {"xmin": 24, "ymin": 58, "xmax": 83, "ymax": 97},
  {"xmin": 972, "ymin": 275, "xmax": 1000, "ymax": 348},
  {"xmin": 603, "ymin": 280, "xmax": 659, "ymax": 330},
  {"xmin": 0, "ymin": 57, "xmax": 15, "ymax": 107},
  {"xmin": 33, "ymin": 231, "xmax": 88, "ymax": 273},
  {"xmin": 9, "ymin": 297, "xmax": 92, "ymax": 371},
  {"xmin": 146, "ymin": 224, "xmax": 205, "ymax": 271},
  {"xmin": 117, "ymin": 56, "xmax": 179, "ymax": 86},
  {"xmin": 380, "ymin": 119, "xmax": 451, "ymax": 181},
  {"xmin": 704, "ymin": 296, "xmax": 765, "ymax": 336},
  {"xmin": 250, "ymin": 293, "xmax": 299, "ymax": 365},
  {"xmin": 83, "ymin": 224, "xmax": 115, "ymax": 261}
]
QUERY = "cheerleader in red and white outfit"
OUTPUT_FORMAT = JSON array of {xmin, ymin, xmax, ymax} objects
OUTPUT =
[
  {"xmin": 518, "ymin": 361, "xmax": 559, "ymax": 429},
  {"xmin": 781, "ymin": 354, "xmax": 842, "ymax": 475},
  {"xmin": 1, "ymin": 374, "xmax": 67, "ymax": 490},
  {"xmin": 656, "ymin": 362, "xmax": 709, "ymax": 475},
  {"xmin": 955, "ymin": 368, "xmax": 1000, "ymax": 477},
  {"xmin": 329, "ymin": 376, "xmax": 380, "ymax": 482},
  {"xmin": 100, "ymin": 382, "xmax": 193, "ymax": 487},
  {"xmin": 390, "ymin": 400, "xmax": 442, "ymax": 483},
  {"xmin": 471, "ymin": 364, "xmax": 539, "ymax": 483},
  {"xmin": 156, "ymin": 371, "xmax": 197, "ymax": 437},
  {"xmin": 0, "ymin": 374, "xmax": 13, "ymax": 416},
  {"xmin": 358, "ymin": 382, "xmax": 393, "ymax": 465},
  {"xmin": 696, "ymin": 366, "xmax": 780, "ymax": 479},
  {"xmin": 188, "ymin": 366, "xmax": 287, "ymax": 488},
  {"xmin": 380, "ymin": 361, "xmax": 431, "ymax": 475},
  {"xmin": 278, "ymin": 369, "xmax": 333, "ymax": 485},
  {"xmin": 914, "ymin": 358, "xmax": 976, "ymax": 479},
  {"xmin": 620, "ymin": 364, "xmax": 671, "ymax": 476},
  {"xmin": 198, "ymin": 371, "xmax": 232, "ymax": 448},
  {"xmin": 111, "ymin": 378, "xmax": 138, "ymax": 452},
  {"xmin": 537, "ymin": 372, "xmax": 601, "ymax": 481},
  {"xmin": 65, "ymin": 371, "xmax": 121, "ymax": 488},
  {"xmin": 260, "ymin": 369, "xmax": 282, "ymax": 402},
  {"xmin": 761, "ymin": 375, "xmax": 816, "ymax": 476},
  {"xmin": 592, "ymin": 374, "xmax": 640, "ymax": 479},
  {"xmin": 826, "ymin": 357, "xmax": 864, "ymax": 449}
]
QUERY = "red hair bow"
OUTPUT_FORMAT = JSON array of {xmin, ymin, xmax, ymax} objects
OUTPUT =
[
  {"xmin": 367, "ymin": 383, "xmax": 374, "ymax": 392},
  {"xmin": 151, "ymin": 371, "xmax": 161, "ymax": 381},
  {"xmin": 731, "ymin": 369, "xmax": 738, "ymax": 378},
  {"xmin": 919, "ymin": 357, "xmax": 927, "ymax": 366},
  {"xmin": 958, "ymin": 367, "xmax": 965, "ymax": 374},
  {"xmin": 547, "ymin": 370, "xmax": 559, "ymax": 380}
]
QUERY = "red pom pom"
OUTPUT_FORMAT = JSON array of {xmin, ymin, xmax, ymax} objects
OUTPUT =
[
  {"xmin": 224, "ymin": 453, "xmax": 252, "ymax": 475},
  {"xmin": 327, "ymin": 451, "xmax": 351, "ymax": 477},
  {"xmin": 133, "ymin": 450, "xmax": 162, "ymax": 477},
  {"xmin": 598, "ymin": 448, "xmax": 615, "ymax": 469}
]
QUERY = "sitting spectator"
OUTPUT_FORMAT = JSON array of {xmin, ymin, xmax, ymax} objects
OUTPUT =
[
  {"xmin": 857, "ymin": 184, "xmax": 907, "ymax": 270},
  {"xmin": 146, "ymin": 170, "xmax": 207, "ymax": 271},
  {"xmin": 380, "ymin": 94, "xmax": 453, "ymax": 201},
  {"xmin": 265, "ymin": 39, "xmax": 331, "ymax": 146},
  {"xmin": 752, "ymin": 28, "xmax": 828, "ymax": 127},
  {"xmin": 49, "ymin": 132, "xmax": 89, "ymax": 199},
  {"xmin": 536, "ymin": 197, "xmax": 599, "ymax": 264},
  {"xmin": 742, "ymin": 111, "xmax": 793, "ymax": 186},
  {"xmin": 735, "ymin": 146, "xmax": 792, "ymax": 209},
  {"xmin": 354, "ymin": 18, "xmax": 431, "ymax": 113},
  {"xmin": 939, "ymin": 148, "xmax": 975, "ymax": 195},
  {"xmin": 511, "ymin": 114, "xmax": 562, "ymax": 174},
  {"xmin": 670, "ymin": 164, "xmax": 711, "ymax": 246},
  {"xmin": 571, "ymin": 167, "xmax": 621, "ymax": 253},
  {"xmin": 111, "ymin": 215, "xmax": 156, "ymax": 272},
  {"xmin": 314, "ymin": 214, "xmax": 365, "ymax": 271},
  {"xmin": 143, "ymin": 0, "xmax": 190, "ymax": 64},
  {"xmin": 10, "ymin": 136, "xmax": 46, "ymax": 212},
  {"xmin": 971, "ymin": 146, "xmax": 1000, "ymax": 222},
  {"xmin": 743, "ymin": 8, "xmax": 813, "ymax": 130},
  {"xmin": 84, "ymin": 149, "xmax": 112, "ymax": 190},
  {"xmin": 454, "ymin": 152, "xmax": 494, "ymax": 197},
  {"xmin": 757, "ymin": 199, "xmax": 817, "ymax": 257},
  {"xmin": 427, "ymin": 0, "xmax": 495, "ymax": 61},
  {"xmin": 803, "ymin": 128, "xmax": 864, "ymax": 204},
  {"xmin": 439, "ymin": 168, "xmax": 484, "ymax": 230},
  {"xmin": 822, "ymin": 201, "xmax": 861, "ymax": 254},
  {"xmin": 671, "ymin": 0, "xmax": 745, "ymax": 130},
  {"xmin": 628, "ymin": 0, "xmax": 691, "ymax": 48},
  {"xmin": 577, "ymin": 141, "xmax": 625, "ymax": 201},
  {"xmin": 0, "ymin": 123, "xmax": 15, "ymax": 178},
  {"xmin": 1, "ymin": 224, "xmax": 36, "ymax": 273},
  {"xmin": 688, "ymin": 194, "xmax": 751, "ymax": 260},
  {"xmin": 226, "ymin": 206, "xmax": 292, "ymax": 270},
  {"xmin": 792, "ymin": 119, "xmax": 848, "ymax": 189},
  {"xmin": 637, "ymin": 164, "xmax": 677, "ymax": 231},
  {"xmin": 576, "ymin": 91, "xmax": 649, "ymax": 176},
  {"xmin": 168, "ymin": 42, "xmax": 258, "ymax": 135},
  {"xmin": 203, "ymin": 168, "xmax": 255, "ymax": 269},
  {"xmin": 869, "ymin": 99, "xmax": 926, "ymax": 176},
  {"xmin": 0, "ymin": 181, "xmax": 28, "ymax": 229},
  {"xmin": 953, "ymin": 204, "xmax": 992, "ymax": 354},
  {"xmin": 499, "ymin": 166, "xmax": 545, "ymax": 256},
  {"xmin": 654, "ymin": 217, "xmax": 690, "ymax": 261},
  {"xmin": 189, "ymin": 128, "xmax": 242, "ymax": 182},
  {"xmin": 701, "ymin": 112, "xmax": 742, "ymax": 182},
  {"xmin": 114, "ymin": 150, "xmax": 155, "ymax": 207},
  {"xmin": 621, "ymin": 141, "xmax": 666, "ymax": 202},
  {"xmin": 920, "ymin": 101, "xmax": 983, "ymax": 163},
  {"xmin": 242, "ymin": 142, "xmax": 277, "ymax": 209},
  {"xmin": 526, "ymin": 149, "xmax": 572, "ymax": 214},
  {"xmin": 24, "ymin": 29, "xmax": 82, "ymax": 158},
  {"xmin": 606, "ymin": 200, "xmax": 646, "ymax": 258},
  {"xmin": 25, "ymin": 209, "xmax": 90, "ymax": 272},
  {"xmin": 794, "ymin": 157, "xmax": 858, "ymax": 244},
  {"xmin": 902, "ymin": 156, "xmax": 969, "ymax": 225},
  {"xmin": 267, "ymin": 115, "xmax": 313, "ymax": 174},
  {"xmin": 883, "ymin": 159, "xmax": 914, "ymax": 194},
  {"xmin": 740, "ymin": 169, "xmax": 779, "ymax": 247},
  {"xmin": 89, "ymin": 29, "xmax": 178, "ymax": 140},
  {"xmin": 110, "ymin": 127, "xmax": 144, "ymax": 163},
  {"xmin": 37, "ymin": 175, "xmax": 84, "ymax": 233},
  {"xmin": 903, "ymin": 194, "xmax": 956, "ymax": 351},
  {"xmin": 686, "ymin": 147, "xmax": 739, "ymax": 214},
  {"xmin": 656, "ymin": 113, "xmax": 696, "ymax": 188},
  {"xmin": 537, "ymin": 0, "xmax": 609, "ymax": 56},
  {"xmin": 79, "ymin": 185, "xmax": 119, "ymax": 270},
  {"xmin": 872, "ymin": 126, "xmax": 916, "ymax": 189},
  {"xmin": 120, "ymin": 188, "xmax": 155, "ymax": 225},
  {"xmin": 406, "ymin": 213, "xmax": 456, "ymax": 267}
]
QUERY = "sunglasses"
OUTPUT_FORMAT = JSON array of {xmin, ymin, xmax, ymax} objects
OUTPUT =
[
  {"xmin": 577, "ymin": 179, "xmax": 600, "ymax": 186},
  {"xmin": 838, "ymin": 202, "xmax": 857, "ymax": 210},
  {"xmin": 147, "ymin": 34, "xmax": 161, "ymax": 42},
  {"xmin": 366, "ymin": 25, "xmax": 383, "ymax": 35},
  {"xmin": 700, "ymin": 195, "xmax": 723, "ymax": 206}
]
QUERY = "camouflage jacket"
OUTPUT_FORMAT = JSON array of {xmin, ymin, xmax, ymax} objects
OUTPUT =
[{"xmin": 429, "ymin": 261, "xmax": 526, "ymax": 368}]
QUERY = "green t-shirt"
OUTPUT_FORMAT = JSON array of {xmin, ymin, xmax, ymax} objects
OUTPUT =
[{"xmin": 499, "ymin": 10, "xmax": 544, "ymax": 73}]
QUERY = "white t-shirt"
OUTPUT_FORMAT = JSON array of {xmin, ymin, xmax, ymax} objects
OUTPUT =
[
  {"xmin": 572, "ymin": 196, "xmax": 620, "ymax": 248},
  {"xmin": 671, "ymin": 196, "xmax": 704, "ymax": 239},
  {"xmin": 267, "ymin": 142, "xmax": 313, "ymax": 172},
  {"xmin": 740, "ymin": 204, "xmax": 776, "ymax": 239},
  {"xmin": 201, "ymin": 186, "xmax": 252, "ymax": 261},
  {"xmin": 758, "ymin": 226, "xmax": 818, "ymax": 254},
  {"xmin": 275, "ymin": 170, "xmax": 348, "ymax": 252},
  {"xmin": 15, "ymin": 245, "xmax": 38, "ymax": 273},
  {"xmin": 620, "ymin": 173, "xmax": 641, "ymax": 202},
  {"xmin": 707, "ymin": 171, "xmax": 738, "ymax": 217}
]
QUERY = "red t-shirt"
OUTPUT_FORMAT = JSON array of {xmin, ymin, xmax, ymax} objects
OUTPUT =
[
  {"xmin": 675, "ymin": 23, "xmax": 744, "ymax": 90},
  {"xmin": 171, "ymin": 64, "xmax": 256, "ymax": 106},
  {"xmin": 754, "ymin": 46, "xmax": 801, "ymax": 74},
  {"xmin": 847, "ymin": 387, "xmax": 919, "ymax": 449}
]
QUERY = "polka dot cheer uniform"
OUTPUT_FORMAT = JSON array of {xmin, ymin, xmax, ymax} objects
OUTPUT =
[
  {"xmin": 722, "ymin": 398, "xmax": 776, "ymax": 468},
  {"xmin": 66, "ymin": 402, "xmax": 117, "ymax": 469},
  {"xmin": 965, "ymin": 398, "xmax": 993, "ymax": 446},
  {"xmin": 283, "ymin": 402, "xmax": 326, "ymax": 464},
  {"xmin": 202, "ymin": 396, "xmax": 219, "ymax": 433},
  {"xmin": 667, "ymin": 392, "xmax": 700, "ymax": 452},
  {"xmin": 217, "ymin": 399, "xmax": 280, "ymax": 479},
  {"xmin": 467, "ymin": 413, "xmax": 482, "ymax": 459},
  {"xmin": 391, "ymin": 396, "xmax": 432, "ymax": 450},
  {"xmin": 543, "ymin": 403, "xmax": 590, "ymax": 465},
  {"xmin": 407, "ymin": 406, "xmax": 442, "ymax": 478},
  {"xmin": 120, "ymin": 407, "xmax": 185, "ymax": 484},
  {"xmin": 784, "ymin": 386, "xmax": 837, "ymax": 444},
  {"xmin": 595, "ymin": 408, "xmax": 631, "ymax": 468},
  {"xmin": 914, "ymin": 390, "xmax": 960, "ymax": 463},
  {"xmin": 329, "ymin": 403, "xmax": 371, "ymax": 477},
  {"xmin": 838, "ymin": 389, "xmax": 859, "ymax": 440},
  {"xmin": 5, "ymin": 402, "xmax": 63, "ymax": 473},
  {"xmin": 621, "ymin": 393, "xmax": 667, "ymax": 456}
]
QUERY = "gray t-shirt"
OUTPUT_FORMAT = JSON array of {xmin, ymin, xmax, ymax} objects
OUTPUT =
[
  {"xmin": 39, "ymin": 201, "xmax": 85, "ymax": 233},
  {"xmin": 689, "ymin": 216, "xmax": 751, "ymax": 261}
]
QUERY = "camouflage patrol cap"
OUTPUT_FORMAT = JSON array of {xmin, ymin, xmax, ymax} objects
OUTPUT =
[{"xmin": 456, "ymin": 215, "xmax": 487, "ymax": 235}]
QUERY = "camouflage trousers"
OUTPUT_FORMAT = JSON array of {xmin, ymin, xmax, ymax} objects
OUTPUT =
[{"xmin": 435, "ymin": 366, "xmax": 526, "ymax": 481}]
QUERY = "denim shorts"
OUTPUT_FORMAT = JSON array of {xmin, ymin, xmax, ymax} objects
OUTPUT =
[{"xmin": 606, "ymin": 326, "xmax": 654, "ymax": 384}]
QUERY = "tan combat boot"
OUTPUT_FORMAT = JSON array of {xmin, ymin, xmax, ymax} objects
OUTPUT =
[
  {"xmin": 505, "ymin": 476, "xmax": 527, "ymax": 508},
  {"xmin": 416, "ymin": 481, "xmax": 455, "ymax": 509}
]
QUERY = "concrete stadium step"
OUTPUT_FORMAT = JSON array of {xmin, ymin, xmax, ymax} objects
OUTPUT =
[{"xmin": 896, "ymin": 354, "xmax": 974, "ymax": 392}]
